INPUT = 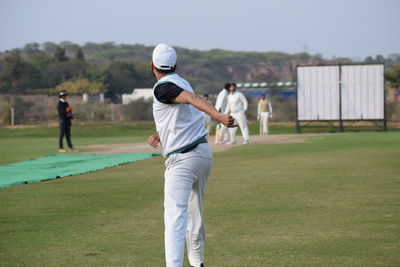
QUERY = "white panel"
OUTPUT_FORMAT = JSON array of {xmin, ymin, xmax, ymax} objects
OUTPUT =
[
  {"xmin": 297, "ymin": 66, "xmax": 340, "ymax": 120},
  {"xmin": 341, "ymin": 65, "xmax": 384, "ymax": 120}
]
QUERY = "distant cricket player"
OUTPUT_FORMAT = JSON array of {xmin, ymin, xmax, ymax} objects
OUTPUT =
[
  {"xmin": 57, "ymin": 90, "xmax": 74, "ymax": 152},
  {"xmin": 147, "ymin": 43, "xmax": 236, "ymax": 267},
  {"xmin": 214, "ymin": 83, "xmax": 230, "ymax": 144},
  {"xmin": 225, "ymin": 83, "xmax": 250, "ymax": 144},
  {"xmin": 201, "ymin": 94, "xmax": 214, "ymax": 135},
  {"xmin": 257, "ymin": 94, "xmax": 273, "ymax": 135}
]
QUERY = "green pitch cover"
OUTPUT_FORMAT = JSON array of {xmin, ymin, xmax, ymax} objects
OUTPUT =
[{"xmin": 0, "ymin": 153, "xmax": 160, "ymax": 189}]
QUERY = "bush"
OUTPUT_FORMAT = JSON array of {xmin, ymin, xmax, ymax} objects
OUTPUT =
[
  {"xmin": 122, "ymin": 98, "xmax": 153, "ymax": 121},
  {"xmin": 386, "ymin": 101, "xmax": 400, "ymax": 121},
  {"xmin": 274, "ymin": 98, "xmax": 296, "ymax": 122},
  {"xmin": 74, "ymin": 103, "xmax": 110, "ymax": 121},
  {"xmin": 247, "ymin": 97, "xmax": 296, "ymax": 122},
  {"xmin": 0, "ymin": 95, "xmax": 33, "ymax": 125}
]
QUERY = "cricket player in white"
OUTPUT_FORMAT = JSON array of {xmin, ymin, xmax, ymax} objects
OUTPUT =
[
  {"xmin": 148, "ymin": 43, "xmax": 235, "ymax": 267},
  {"xmin": 202, "ymin": 94, "xmax": 214, "ymax": 135},
  {"xmin": 257, "ymin": 94, "xmax": 273, "ymax": 135},
  {"xmin": 214, "ymin": 83, "xmax": 230, "ymax": 144},
  {"xmin": 225, "ymin": 83, "xmax": 250, "ymax": 144}
]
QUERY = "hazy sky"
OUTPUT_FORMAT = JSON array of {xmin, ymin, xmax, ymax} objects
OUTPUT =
[{"xmin": 0, "ymin": 0, "xmax": 399, "ymax": 59}]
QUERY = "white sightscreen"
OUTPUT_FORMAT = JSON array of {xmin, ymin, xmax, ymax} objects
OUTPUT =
[
  {"xmin": 341, "ymin": 65, "xmax": 384, "ymax": 120},
  {"xmin": 297, "ymin": 66, "xmax": 340, "ymax": 120}
]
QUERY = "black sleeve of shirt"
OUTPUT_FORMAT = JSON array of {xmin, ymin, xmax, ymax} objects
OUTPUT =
[{"xmin": 154, "ymin": 82, "xmax": 184, "ymax": 104}]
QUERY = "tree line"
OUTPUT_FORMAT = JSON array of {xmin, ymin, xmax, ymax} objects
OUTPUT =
[{"xmin": 1, "ymin": 41, "xmax": 399, "ymax": 101}]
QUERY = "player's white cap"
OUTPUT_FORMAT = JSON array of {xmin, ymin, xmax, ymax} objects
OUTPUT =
[{"xmin": 152, "ymin": 43, "xmax": 177, "ymax": 70}]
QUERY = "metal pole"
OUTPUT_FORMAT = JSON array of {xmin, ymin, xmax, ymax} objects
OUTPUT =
[
  {"xmin": 11, "ymin": 107, "xmax": 15, "ymax": 126},
  {"xmin": 339, "ymin": 64, "xmax": 344, "ymax": 132},
  {"xmin": 111, "ymin": 103, "xmax": 114, "ymax": 121},
  {"xmin": 383, "ymin": 64, "xmax": 388, "ymax": 131},
  {"xmin": 296, "ymin": 120, "xmax": 301, "ymax": 133},
  {"xmin": 296, "ymin": 65, "xmax": 301, "ymax": 133}
]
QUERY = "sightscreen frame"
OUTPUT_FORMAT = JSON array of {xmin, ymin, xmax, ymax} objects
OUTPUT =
[{"xmin": 296, "ymin": 63, "xmax": 386, "ymax": 132}]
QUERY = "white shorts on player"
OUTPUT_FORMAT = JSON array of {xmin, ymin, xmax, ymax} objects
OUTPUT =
[
  {"xmin": 164, "ymin": 144, "xmax": 212, "ymax": 267},
  {"xmin": 228, "ymin": 110, "xmax": 249, "ymax": 144},
  {"xmin": 217, "ymin": 124, "xmax": 229, "ymax": 143},
  {"xmin": 259, "ymin": 111, "xmax": 270, "ymax": 135}
]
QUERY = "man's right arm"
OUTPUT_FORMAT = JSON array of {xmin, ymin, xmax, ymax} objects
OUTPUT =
[
  {"xmin": 155, "ymin": 82, "xmax": 236, "ymax": 127},
  {"xmin": 148, "ymin": 134, "xmax": 160, "ymax": 148},
  {"xmin": 174, "ymin": 91, "xmax": 236, "ymax": 127}
]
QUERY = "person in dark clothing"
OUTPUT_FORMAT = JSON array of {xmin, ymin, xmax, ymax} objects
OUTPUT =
[{"xmin": 57, "ymin": 91, "xmax": 74, "ymax": 152}]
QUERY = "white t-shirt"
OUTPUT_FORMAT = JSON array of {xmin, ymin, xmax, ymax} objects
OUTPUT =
[
  {"xmin": 225, "ymin": 90, "xmax": 248, "ymax": 114},
  {"xmin": 215, "ymin": 89, "xmax": 228, "ymax": 113},
  {"xmin": 152, "ymin": 73, "xmax": 207, "ymax": 157}
]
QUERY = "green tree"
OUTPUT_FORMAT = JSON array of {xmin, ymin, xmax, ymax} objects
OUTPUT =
[
  {"xmin": 75, "ymin": 48, "xmax": 85, "ymax": 61},
  {"xmin": 106, "ymin": 61, "xmax": 140, "ymax": 94},
  {"xmin": 364, "ymin": 56, "xmax": 374, "ymax": 63},
  {"xmin": 388, "ymin": 53, "xmax": 400, "ymax": 64},
  {"xmin": 54, "ymin": 46, "xmax": 68, "ymax": 62},
  {"xmin": 45, "ymin": 60, "xmax": 88, "ymax": 87},
  {"xmin": 55, "ymin": 79, "xmax": 106, "ymax": 94},
  {"xmin": 22, "ymin": 43, "xmax": 40, "ymax": 56},
  {"xmin": 29, "ymin": 52, "xmax": 52, "ymax": 70},
  {"xmin": 0, "ymin": 52, "xmax": 42, "ymax": 93},
  {"xmin": 335, "ymin": 57, "xmax": 353, "ymax": 64},
  {"xmin": 42, "ymin": 42, "xmax": 58, "ymax": 55},
  {"xmin": 374, "ymin": 55, "xmax": 385, "ymax": 64},
  {"xmin": 134, "ymin": 61, "xmax": 155, "ymax": 88},
  {"xmin": 384, "ymin": 64, "xmax": 400, "ymax": 88},
  {"xmin": 88, "ymin": 68, "xmax": 119, "ymax": 101},
  {"xmin": 89, "ymin": 68, "xmax": 113, "ymax": 86}
]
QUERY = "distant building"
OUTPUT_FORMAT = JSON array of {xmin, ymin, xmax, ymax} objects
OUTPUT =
[{"xmin": 122, "ymin": 88, "xmax": 153, "ymax": 104}]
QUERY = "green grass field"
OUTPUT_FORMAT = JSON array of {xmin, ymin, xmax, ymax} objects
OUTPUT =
[
  {"xmin": 0, "ymin": 122, "xmax": 156, "ymax": 165},
  {"xmin": 0, "ymin": 124, "xmax": 399, "ymax": 266}
]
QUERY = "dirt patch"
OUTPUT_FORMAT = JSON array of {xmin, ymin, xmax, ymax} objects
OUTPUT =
[{"xmin": 79, "ymin": 134, "xmax": 318, "ymax": 155}]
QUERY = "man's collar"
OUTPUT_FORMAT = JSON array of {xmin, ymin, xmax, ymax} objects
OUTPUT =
[{"xmin": 59, "ymin": 98, "xmax": 66, "ymax": 102}]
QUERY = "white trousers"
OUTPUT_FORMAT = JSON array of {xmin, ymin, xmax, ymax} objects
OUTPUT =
[
  {"xmin": 228, "ymin": 111, "xmax": 249, "ymax": 142},
  {"xmin": 164, "ymin": 143, "xmax": 213, "ymax": 267},
  {"xmin": 260, "ymin": 112, "xmax": 270, "ymax": 135},
  {"xmin": 217, "ymin": 124, "xmax": 229, "ymax": 143}
]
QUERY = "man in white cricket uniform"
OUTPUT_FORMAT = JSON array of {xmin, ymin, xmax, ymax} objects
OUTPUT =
[
  {"xmin": 225, "ymin": 83, "xmax": 250, "ymax": 144},
  {"xmin": 148, "ymin": 44, "xmax": 235, "ymax": 267},
  {"xmin": 257, "ymin": 94, "xmax": 273, "ymax": 135},
  {"xmin": 214, "ymin": 83, "xmax": 230, "ymax": 144},
  {"xmin": 202, "ymin": 94, "xmax": 214, "ymax": 135}
]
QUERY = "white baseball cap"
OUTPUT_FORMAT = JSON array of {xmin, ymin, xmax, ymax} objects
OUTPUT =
[{"xmin": 152, "ymin": 43, "xmax": 177, "ymax": 70}]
